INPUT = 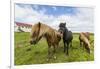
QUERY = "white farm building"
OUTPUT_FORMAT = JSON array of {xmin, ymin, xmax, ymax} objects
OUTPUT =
[{"xmin": 14, "ymin": 22, "xmax": 32, "ymax": 32}]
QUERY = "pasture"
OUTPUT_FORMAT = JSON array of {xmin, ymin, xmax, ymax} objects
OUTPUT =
[{"xmin": 15, "ymin": 32, "xmax": 94, "ymax": 65}]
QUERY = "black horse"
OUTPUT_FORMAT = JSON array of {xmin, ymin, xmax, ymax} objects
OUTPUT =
[{"xmin": 58, "ymin": 22, "xmax": 73, "ymax": 55}]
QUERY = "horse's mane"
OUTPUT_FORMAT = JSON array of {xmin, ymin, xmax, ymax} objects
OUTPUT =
[
  {"xmin": 30, "ymin": 22, "xmax": 40, "ymax": 38},
  {"xmin": 39, "ymin": 22, "xmax": 60, "ymax": 37},
  {"xmin": 30, "ymin": 22, "xmax": 61, "ymax": 39}
]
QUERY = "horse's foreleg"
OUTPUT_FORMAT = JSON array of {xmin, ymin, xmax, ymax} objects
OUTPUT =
[
  {"xmin": 53, "ymin": 45, "xmax": 57, "ymax": 59},
  {"xmin": 83, "ymin": 43, "xmax": 85, "ymax": 51},
  {"xmin": 87, "ymin": 47, "xmax": 90, "ymax": 54},
  {"xmin": 66, "ymin": 42, "xmax": 69, "ymax": 55},
  {"xmin": 80, "ymin": 40, "xmax": 82, "ymax": 47},
  {"xmin": 52, "ymin": 46, "xmax": 56, "ymax": 56},
  {"xmin": 47, "ymin": 45, "xmax": 51, "ymax": 61}
]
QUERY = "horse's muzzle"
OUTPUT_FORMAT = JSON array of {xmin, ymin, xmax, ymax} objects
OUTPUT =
[{"xmin": 30, "ymin": 40, "xmax": 36, "ymax": 45}]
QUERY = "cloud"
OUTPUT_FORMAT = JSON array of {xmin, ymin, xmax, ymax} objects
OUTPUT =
[
  {"xmin": 15, "ymin": 4, "xmax": 94, "ymax": 32},
  {"xmin": 32, "ymin": 5, "xmax": 39, "ymax": 10},
  {"xmin": 52, "ymin": 6, "xmax": 57, "ymax": 11},
  {"xmin": 71, "ymin": 7, "xmax": 94, "ymax": 31}
]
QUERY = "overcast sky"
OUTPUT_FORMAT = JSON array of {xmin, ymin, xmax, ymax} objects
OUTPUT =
[{"xmin": 15, "ymin": 3, "xmax": 94, "ymax": 33}]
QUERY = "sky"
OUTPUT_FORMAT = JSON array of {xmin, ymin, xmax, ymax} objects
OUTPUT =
[{"xmin": 15, "ymin": 3, "xmax": 94, "ymax": 33}]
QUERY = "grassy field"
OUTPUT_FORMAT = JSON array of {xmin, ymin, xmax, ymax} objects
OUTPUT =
[{"xmin": 14, "ymin": 32, "xmax": 94, "ymax": 65}]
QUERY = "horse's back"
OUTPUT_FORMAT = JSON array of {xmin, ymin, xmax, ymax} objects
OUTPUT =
[{"xmin": 80, "ymin": 32, "xmax": 90, "ymax": 40}]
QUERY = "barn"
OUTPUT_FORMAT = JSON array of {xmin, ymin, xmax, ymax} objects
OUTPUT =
[{"xmin": 14, "ymin": 22, "xmax": 32, "ymax": 32}]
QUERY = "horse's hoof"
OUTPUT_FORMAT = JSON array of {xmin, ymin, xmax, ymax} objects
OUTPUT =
[
  {"xmin": 53, "ymin": 56, "xmax": 57, "ymax": 59},
  {"xmin": 90, "ymin": 51, "xmax": 92, "ymax": 54},
  {"xmin": 46, "ymin": 58, "xmax": 50, "ymax": 62},
  {"xmin": 66, "ymin": 53, "xmax": 69, "ymax": 56}
]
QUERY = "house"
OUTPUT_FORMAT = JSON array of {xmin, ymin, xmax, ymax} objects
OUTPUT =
[{"xmin": 14, "ymin": 22, "xmax": 32, "ymax": 32}]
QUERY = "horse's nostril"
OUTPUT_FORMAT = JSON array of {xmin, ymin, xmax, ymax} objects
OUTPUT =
[
  {"xmin": 34, "ymin": 41, "xmax": 36, "ymax": 44},
  {"xmin": 61, "ymin": 31, "xmax": 63, "ymax": 34}
]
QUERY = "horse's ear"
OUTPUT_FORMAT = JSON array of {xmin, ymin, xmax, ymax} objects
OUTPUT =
[
  {"xmin": 38, "ymin": 22, "xmax": 41, "ymax": 28},
  {"xmin": 38, "ymin": 22, "xmax": 41, "ymax": 24},
  {"xmin": 64, "ymin": 23, "xmax": 66, "ymax": 26},
  {"xmin": 38, "ymin": 22, "xmax": 41, "ymax": 25}
]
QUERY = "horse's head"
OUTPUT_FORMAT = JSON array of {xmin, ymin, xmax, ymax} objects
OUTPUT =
[
  {"xmin": 30, "ymin": 22, "xmax": 42, "ymax": 45},
  {"xmin": 30, "ymin": 35, "xmax": 39, "ymax": 45},
  {"xmin": 58, "ymin": 22, "xmax": 66, "ymax": 34},
  {"xmin": 59, "ymin": 22, "xmax": 66, "ymax": 28}
]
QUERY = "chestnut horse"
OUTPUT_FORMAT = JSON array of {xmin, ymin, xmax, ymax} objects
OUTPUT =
[
  {"xmin": 79, "ymin": 32, "xmax": 90, "ymax": 53},
  {"xmin": 30, "ymin": 22, "xmax": 62, "ymax": 60}
]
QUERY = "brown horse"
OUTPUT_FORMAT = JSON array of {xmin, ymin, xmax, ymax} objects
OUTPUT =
[
  {"xmin": 30, "ymin": 22, "xmax": 62, "ymax": 60},
  {"xmin": 79, "ymin": 32, "xmax": 91, "ymax": 53}
]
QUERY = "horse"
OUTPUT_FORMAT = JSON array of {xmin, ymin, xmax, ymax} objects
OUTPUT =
[
  {"xmin": 79, "ymin": 32, "xmax": 91, "ymax": 54},
  {"xmin": 29, "ymin": 22, "xmax": 62, "ymax": 60},
  {"xmin": 58, "ymin": 22, "xmax": 73, "ymax": 55}
]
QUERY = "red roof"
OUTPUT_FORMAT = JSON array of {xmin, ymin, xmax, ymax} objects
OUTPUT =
[{"xmin": 15, "ymin": 22, "xmax": 32, "ymax": 27}]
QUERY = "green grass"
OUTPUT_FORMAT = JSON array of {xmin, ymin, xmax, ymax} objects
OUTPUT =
[{"xmin": 14, "ymin": 32, "xmax": 94, "ymax": 65}]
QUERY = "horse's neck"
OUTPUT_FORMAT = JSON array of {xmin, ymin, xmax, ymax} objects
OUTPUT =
[
  {"xmin": 64, "ymin": 27, "xmax": 68, "ymax": 35},
  {"xmin": 84, "ymin": 37, "xmax": 90, "ymax": 48}
]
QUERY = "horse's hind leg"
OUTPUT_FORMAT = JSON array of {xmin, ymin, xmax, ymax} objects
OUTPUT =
[
  {"xmin": 64, "ymin": 41, "xmax": 66, "ymax": 53},
  {"xmin": 70, "ymin": 41, "xmax": 72, "ymax": 48}
]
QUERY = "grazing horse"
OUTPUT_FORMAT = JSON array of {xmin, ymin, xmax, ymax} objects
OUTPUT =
[
  {"xmin": 30, "ymin": 22, "xmax": 62, "ymax": 60},
  {"xmin": 58, "ymin": 22, "xmax": 73, "ymax": 55},
  {"xmin": 79, "ymin": 32, "xmax": 91, "ymax": 54}
]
